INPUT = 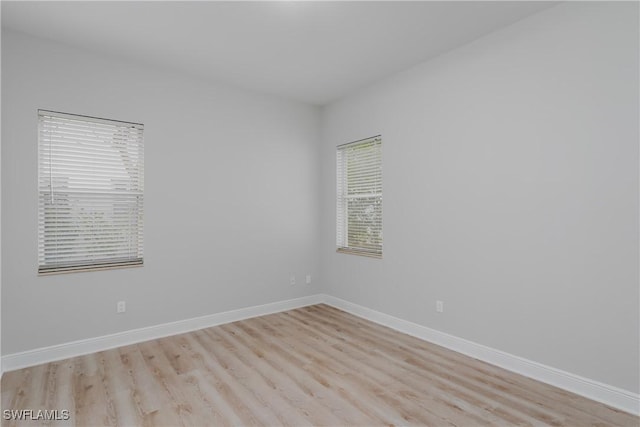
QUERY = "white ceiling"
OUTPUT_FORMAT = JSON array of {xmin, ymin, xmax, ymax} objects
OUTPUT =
[{"xmin": 2, "ymin": 1, "xmax": 557, "ymax": 105}]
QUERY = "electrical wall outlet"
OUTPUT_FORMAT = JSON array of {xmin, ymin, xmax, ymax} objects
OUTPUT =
[
  {"xmin": 290, "ymin": 275, "xmax": 296, "ymax": 286},
  {"xmin": 436, "ymin": 300, "xmax": 444, "ymax": 313},
  {"xmin": 117, "ymin": 301, "xmax": 126, "ymax": 313},
  {"xmin": 306, "ymin": 274, "xmax": 312, "ymax": 285}
]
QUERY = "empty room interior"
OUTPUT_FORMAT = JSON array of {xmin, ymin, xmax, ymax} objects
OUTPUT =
[{"xmin": 1, "ymin": 1, "xmax": 639, "ymax": 426}]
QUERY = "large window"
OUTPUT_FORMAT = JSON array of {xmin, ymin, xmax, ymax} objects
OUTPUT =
[
  {"xmin": 38, "ymin": 110, "xmax": 144, "ymax": 274},
  {"xmin": 336, "ymin": 135, "xmax": 382, "ymax": 258}
]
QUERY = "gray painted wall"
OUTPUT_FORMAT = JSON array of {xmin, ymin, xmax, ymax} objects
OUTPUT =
[
  {"xmin": 0, "ymin": 26, "xmax": 3, "ymax": 372},
  {"xmin": 319, "ymin": 2, "xmax": 639, "ymax": 393},
  {"xmin": 1, "ymin": 30, "xmax": 320, "ymax": 355},
  {"xmin": 2, "ymin": 1, "xmax": 638, "ymax": 395}
]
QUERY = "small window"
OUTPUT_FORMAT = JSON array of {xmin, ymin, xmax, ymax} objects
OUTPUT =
[
  {"xmin": 336, "ymin": 135, "xmax": 382, "ymax": 258},
  {"xmin": 38, "ymin": 110, "xmax": 144, "ymax": 274}
]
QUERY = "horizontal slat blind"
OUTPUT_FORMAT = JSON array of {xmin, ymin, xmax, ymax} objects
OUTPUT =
[
  {"xmin": 38, "ymin": 110, "xmax": 144, "ymax": 274},
  {"xmin": 337, "ymin": 136, "xmax": 382, "ymax": 257}
]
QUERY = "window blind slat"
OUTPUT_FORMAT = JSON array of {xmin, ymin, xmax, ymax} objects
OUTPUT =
[{"xmin": 38, "ymin": 110, "xmax": 144, "ymax": 274}]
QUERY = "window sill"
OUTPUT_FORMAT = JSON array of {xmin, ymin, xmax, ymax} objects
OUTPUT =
[
  {"xmin": 38, "ymin": 261, "xmax": 143, "ymax": 276},
  {"xmin": 336, "ymin": 248, "xmax": 382, "ymax": 259}
]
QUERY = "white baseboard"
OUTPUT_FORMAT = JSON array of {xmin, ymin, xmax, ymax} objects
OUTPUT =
[
  {"xmin": 322, "ymin": 295, "xmax": 639, "ymax": 416},
  {"xmin": 2, "ymin": 293, "xmax": 638, "ymax": 416},
  {"xmin": 1, "ymin": 294, "xmax": 324, "ymax": 373}
]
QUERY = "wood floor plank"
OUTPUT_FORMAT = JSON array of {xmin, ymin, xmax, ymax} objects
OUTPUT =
[
  {"xmin": 2, "ymin": 304, "xmax": 638, "ymax": 427},
  {"xmin": 245, "ymin": 319, "xmax": 441, "ymax": 425},
  {"xmin": 232, "ymin": 319, "xmax": 399, "ymax": 425},
  {"xmin": 222, "ymin": 321, "xmax": 380, "ymax": 426},
  {"xmin": 275, "ymin": 310, "xmax": 512, "ymax": 426},
  {"xmin": 310, "ymin": 304, "xmax": 635, "ymax": 426},
  {"xmin": 291, "ymin": 308, "xmax": 569, "ymax": 426},
  {"xmin": 185, "ymin": 340, "xmax": 280, "ymax": 427},
  {"xmin": 206, "ymin": 326, "xmax": 345, "ymax": 426}
]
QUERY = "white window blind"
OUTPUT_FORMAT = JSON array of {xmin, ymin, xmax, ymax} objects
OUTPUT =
[
  {"xmin": 336, "ymin": 135, "xmax": 382, "ymax": 257},
  {"xmin": 38, "ymin": 110, "xmax": 144, "ymax": 274}
]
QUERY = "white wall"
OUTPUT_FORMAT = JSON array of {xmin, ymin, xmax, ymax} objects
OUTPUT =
[
  {"xmin": 0, "ymin": 22, "xmax": 3, "ymax": 374},
  {"xmin": 319, "ymin": 2, "xmax": 639, "ymax": 394},
  {"xmin": 2, "ymin": 0, "xmax": 639, "ymax": 400},
  {"xmin": 1, "ymin": 30, "xmax": 320, "ymax": 355}
]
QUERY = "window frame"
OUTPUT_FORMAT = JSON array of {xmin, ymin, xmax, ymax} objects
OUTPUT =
[
  {"xmin": 336, "ymin": 135, "xmax": 383, "ymax": 258},
  {"xmin": 37, "ymin": 110, "xmax": 145, "ymax": 275}
]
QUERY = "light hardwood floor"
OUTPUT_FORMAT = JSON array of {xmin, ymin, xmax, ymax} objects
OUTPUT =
[{"xmin": 2, "ymin": 304, "xmax": 638, "ymax": 426}]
